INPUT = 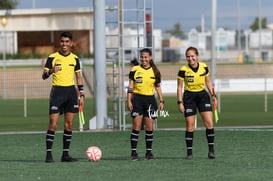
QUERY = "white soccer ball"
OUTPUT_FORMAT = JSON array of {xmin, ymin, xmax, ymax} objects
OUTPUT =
[{"xmin": 86, "ymin": 146, "xmax": 102, "ymax": 161}]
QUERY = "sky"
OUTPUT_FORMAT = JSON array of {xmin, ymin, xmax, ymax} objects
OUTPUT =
[{"xmin": 15, "ymin": 0, "xmax": 273, "ymax": 32}]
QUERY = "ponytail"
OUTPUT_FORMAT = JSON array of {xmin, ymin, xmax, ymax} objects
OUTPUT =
[{"xmin": 151, "ymin": 60, "xmax": 161, "ymax": 86}]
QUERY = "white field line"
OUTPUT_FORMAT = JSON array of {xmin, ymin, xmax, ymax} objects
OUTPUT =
[{"xmin": 1, "ymin": 126, "xmax": 273, "ymax": 135}]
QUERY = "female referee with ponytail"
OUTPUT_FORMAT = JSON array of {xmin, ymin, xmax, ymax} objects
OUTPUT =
[{"xmin": 127, "ymin": 48, "xmax": 164, "ymax": 161}]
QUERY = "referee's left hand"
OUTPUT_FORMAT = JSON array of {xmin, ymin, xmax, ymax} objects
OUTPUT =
[
  {"xmin": 212, "ymin": 96, "xmax": 217, "ymax": 107},
  {"xmin": 79, "ymin": 96, "xmax": 84, "ymax": 109},
  {"xmin": 159, "ymin": 102, "xmax": 164, "ymax": 111}
]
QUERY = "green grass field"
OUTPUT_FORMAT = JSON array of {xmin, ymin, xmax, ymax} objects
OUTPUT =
[
  {"xmin": 1, "ymin": 94, "xmax": 273, "ymax": 180},
  {"xmin": 0, "ymin": 94, "xmax": 273, "ymax": 132},
  {"xmin": 1, "ymin": 129, "xmax": 273, "ymax": 181}
]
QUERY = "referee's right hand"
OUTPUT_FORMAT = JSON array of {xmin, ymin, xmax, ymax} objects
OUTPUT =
[
  {"xmin": 178, "ymin": 103, "xmax": 185, "ymax": 113},
  {"xmin": 53, "ymin": 64, "xmax": 62, "ymax": 73},
  {"xmin": 127, "ymin": 101, "xmax": 133, "ymax": 112}
]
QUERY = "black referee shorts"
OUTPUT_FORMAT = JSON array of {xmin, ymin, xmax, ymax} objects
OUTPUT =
[
  {"xmin": 131, "ymin": 94, "xmax": 158, "ymax": 120},
  {"xmin": 183, "ymin": 90, "xmax": 212, "ymax": 117},
  {"xmin": 49, "ymin": 86, "xmax": 78, "ymax": 114}
]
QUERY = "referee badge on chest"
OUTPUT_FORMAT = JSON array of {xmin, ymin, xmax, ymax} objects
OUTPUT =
[{"xmin": 135, "ymin": 79, "xmax": 142, "ymax": 83}]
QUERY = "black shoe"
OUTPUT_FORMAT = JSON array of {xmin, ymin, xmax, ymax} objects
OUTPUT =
[
  {"xmin": 61, "ymin": 155, "xmax": 78, "ymax": 162},
  {"xmin": 185, "ymin": 154, "xmax": 193, "ymax": 160},
  {"xmin": 130, "ymin": 152, "xmax": 139, "ymax": 161},
  {"xmin": 45, "ymin": 153, "xmax": 54, "ymax": 163},
  {"xmin": 208, "ymin": 152, "xmax": 215, "ymax": 159},
  {"xmin": 145, "ymin": 152, "xmax": 155, "ymax": 160}
]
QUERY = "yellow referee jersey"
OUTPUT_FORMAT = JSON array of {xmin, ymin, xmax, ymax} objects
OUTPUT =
[
  {"xmin": 44, "ymin": 52, "xmax": 81, "ymax": 86},
  {"xmin": 129, "ymin": 65, "xmax": 157, "ymax": 96},
  {"xmin": 177, "ymin": 62, "xmax": 209, "ymax": 92}
]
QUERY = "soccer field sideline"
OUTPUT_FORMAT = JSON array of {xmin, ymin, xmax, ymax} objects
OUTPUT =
[{"xmin": 1, "ymin": 125, "xmax": 273, "ymax": 135}]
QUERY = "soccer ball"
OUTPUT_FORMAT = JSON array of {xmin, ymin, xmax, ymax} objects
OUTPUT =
[{"xmin": 86, "ymin": 146, "xmax": 102, "ymax": 161}]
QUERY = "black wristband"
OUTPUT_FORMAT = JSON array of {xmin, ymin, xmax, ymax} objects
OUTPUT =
[
  {"xmin": 127, "ymin": 88, "xmax": 133, "ymax": 94},
  {"xmin": 159, "ymin": 100, "xmax": 164, "ymax": 104},
  {"xmin": 177, "ymin": 100, "xmax": 183, "ymax": 104},
  {"xmin": 78, "ymin": 85, "xmax": 84, "ymax": 92},
  {"xmin": 42, "ymin": 71, "xmax": 51, "ymax": 79},
  {"xmin": 80, "ymin": 94, "xmax": 85, "ymax": 98}
]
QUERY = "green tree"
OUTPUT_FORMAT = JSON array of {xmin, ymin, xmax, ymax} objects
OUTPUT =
[
  {"xmin": 250, "ymin": 17, "xmax": 267, "ymax": 31},
  {"xmin": 0, "ymin": 0, "xmax": 18, "ymax": 9},
  {"xmin": 165, "ymin": 22, "xmax": 185, "ymax": 39},
  {"xmin": 195, "ymin": 25, "xmax": 202, "ymax": 32}
]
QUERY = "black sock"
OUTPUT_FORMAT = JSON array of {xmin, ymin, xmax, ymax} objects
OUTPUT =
[
  {"xmin": 130, "ymin": 129, "xmax": 139, "ymax": 154},
  {"xmin": 46, "ymin": 130, "xmax": 55, "ymax": 154},
  {"xmin": 63, "ymin": 130, "xmax": 72, "ymax": 156},
  {"xmin": 185, "ymin": 131, "xmax": 194, "ymax": 155},
  {"xmin": 145, "ymin": 130, "xmax": 153, "ymax": 154},
  {"xmin": 206, "ymin": 128, "xmax": 215, "ymax": 152}
]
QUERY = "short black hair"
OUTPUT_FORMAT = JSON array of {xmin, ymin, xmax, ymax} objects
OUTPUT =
[{"xmin": 60, "ymin": 32, "xmax": 73, "ymax": 40}]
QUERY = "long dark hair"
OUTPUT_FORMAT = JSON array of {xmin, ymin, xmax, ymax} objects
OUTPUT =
[{"xmin": 140, "ymin": 48, "xmax": 161, "ymax": 85}]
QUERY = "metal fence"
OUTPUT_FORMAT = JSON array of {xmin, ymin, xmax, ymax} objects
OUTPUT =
[
  {"xmin": 1, "ymin": 61, "xmax": 273, "ymax": 99},
  {"xmin": 1, "ymin": 60, "xmax": 273, "ymax": 131},
  {"xmin": 0, "ymin": 59, "xmax": 94, "ymax": 99}
]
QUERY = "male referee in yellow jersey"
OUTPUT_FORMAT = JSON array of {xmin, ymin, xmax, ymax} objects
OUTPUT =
[{"xmin": 42, "ymin": 32, "xmax": 85, "ymax": 163}]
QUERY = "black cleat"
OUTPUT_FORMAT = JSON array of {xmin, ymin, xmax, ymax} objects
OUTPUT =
[
  {"xmin": 208, "ymin": 152, "xmax": 215, "ymax": 159},
  {"xmin": 130, "ymin": 152, "xmax": 139, "ymax": 161},
  {"xmin": 61, "ymin": 155, "xmax": 78, "ymax": 162},
  {"xmin": 145, "ymin": 152, "xmax": 155, "ymax": 160},
  {"xmin": 45, "ymin": 153, "xmax": 54, "ymax": 163},
  {"xmin": 185, "ymin": 154, "xmax": 193, "ymax": 160}
]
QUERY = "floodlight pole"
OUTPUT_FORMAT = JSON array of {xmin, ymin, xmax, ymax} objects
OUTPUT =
[
  {"xmin": 93, "ymin": 0, "xmax": 107, "ymax": 129},
  {"xmin": 258, "ymin": 0, "xmax": 262, "ymax": 61},
  {"xmin": 237, "ymin": 0, "xmax": 241, "ymax": 55},
  {"xmin": 1, "ymin": 17, "xmax": 7, "ymax": 99},
  {"xmin": 211, "ymin": 0, "xmax": 217, "ymax": 87}
]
